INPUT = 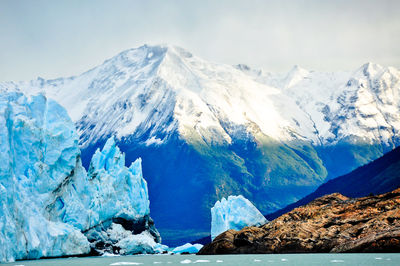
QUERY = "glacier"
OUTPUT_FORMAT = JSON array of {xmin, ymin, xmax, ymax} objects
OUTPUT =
[
  {"xmin": 0, "ymin": 92, "xmax": 163, "ymax": 263},
  {"xmin": 211, "ymin": 195, "xmax": 268, "ymax": 240}
]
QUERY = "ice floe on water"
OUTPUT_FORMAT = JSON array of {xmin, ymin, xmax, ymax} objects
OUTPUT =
[
  {"xmin": 179, "ymin": 259, "xmax": 211, "ymax": 264},
  {"xmin": 103, "ymin": 253, "xmax": 121, "ymax": 257},
  {"xmin": 110, "ymin": 262, "xmax": 143, "ymax": 265},
  {"xmin": 172, "ymin": 243, "xmax": 203, "ymax": 254},
  {"xmin": 330, "ymin": 260, "xmax": 344, "ymax": 263}
]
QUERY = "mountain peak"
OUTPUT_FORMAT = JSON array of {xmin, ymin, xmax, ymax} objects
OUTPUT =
[
  {"xmin": 358, "ymin": 62, "xmax": 383, "ymax": 77},
  {"xmin": 284, "ymin": 65, "xmax": 309, "ymax": 88}
]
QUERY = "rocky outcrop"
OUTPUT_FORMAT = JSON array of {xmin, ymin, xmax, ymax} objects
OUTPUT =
[{"xmin": 198, "ymin": 188, "xmax": 400, "ymax": 254}]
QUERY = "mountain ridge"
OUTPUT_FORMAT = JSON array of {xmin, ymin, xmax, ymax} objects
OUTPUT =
[{"xmin": 1, "ymin": 44, "xmax": 399, "ymax": 245}]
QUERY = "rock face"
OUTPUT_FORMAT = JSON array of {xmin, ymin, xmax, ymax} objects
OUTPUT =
[
  {"xmin": 199, "ymin": 188, "xmax": 400, "ymax": 254},
  {"xmin": 211, "ymin": 195, "xmax": 268, "ymax": 240},
  {"xmin": 0, "ymin": 92, "xmax": 164, "ymax": 263}
]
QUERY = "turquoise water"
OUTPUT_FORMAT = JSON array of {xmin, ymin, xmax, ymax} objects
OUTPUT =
[{"xmin": 5, "ymin": 254, "xmax": 400, "ymax": 266}]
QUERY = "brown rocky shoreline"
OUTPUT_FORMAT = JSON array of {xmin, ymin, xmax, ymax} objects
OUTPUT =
[{"xmin": 198, "ymin": 188, "xmax": 400, "ymax": 254}]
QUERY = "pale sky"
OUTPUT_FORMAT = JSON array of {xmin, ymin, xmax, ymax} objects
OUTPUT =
[{"xmin": 0, "ymin": 0, "xmax": 399, "ymax": 81}]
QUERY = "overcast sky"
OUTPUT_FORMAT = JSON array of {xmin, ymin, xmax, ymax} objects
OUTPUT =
[{"xmin": 0, "ymin": 0, "xmax": 399, "ymax": 81}]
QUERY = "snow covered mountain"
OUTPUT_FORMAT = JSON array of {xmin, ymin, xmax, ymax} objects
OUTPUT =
[{"xmin": 1, "ymin": 44, "xmax": 399, "ymax": 245}]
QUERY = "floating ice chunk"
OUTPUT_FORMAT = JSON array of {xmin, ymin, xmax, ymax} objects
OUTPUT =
[
  {"xmin": 110, "ymin": 263, "xmax": 143, "ymax": 265},
  {"xmin": 330, "ymin": 260, "xmax": 344, "ymax": 263},
  {"xmin": 180, "ymin": 260, "xmax": 192, "ymax": 264},
  {"xmin": 211, "ymin": 195, "xmax": 268, "ymax": 240},
  {"xmin": 117, "ymin": 231, "xmax": 167, "ymax": 255},
  {"xmin": 102, "ymin": 253, "xmax": 120, "ymax": 257},
  {"xmin": 172, "ymin": 243, "xmax": 203, "ymax": 254}
]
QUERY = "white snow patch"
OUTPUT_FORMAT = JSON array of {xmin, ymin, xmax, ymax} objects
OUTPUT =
[{"xmin": 145, "ymin": 136, "xmax": 164, "ymax": 146}]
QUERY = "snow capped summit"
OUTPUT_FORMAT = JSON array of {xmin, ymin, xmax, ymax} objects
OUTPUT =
[
  {"xmin": 284, "ymin": 65, "xmax": 310, "ymax": 89},
  {"xmin": 4, "ymin": 44, "xmax": 398, "ymax": 149},
  {"xmin": 0, "ymin": 44, "xmax": 318, "ymax": 147}
]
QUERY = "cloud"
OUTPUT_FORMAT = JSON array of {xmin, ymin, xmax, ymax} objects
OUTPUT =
[{"xmin": 0, "ymin": 0, "xmax": 399, "ymax": 81}]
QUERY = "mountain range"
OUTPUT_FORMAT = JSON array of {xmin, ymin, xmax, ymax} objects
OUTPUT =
[{"xmin": 1, "ymin": 44, "xmax": 399, "ymax": 245}]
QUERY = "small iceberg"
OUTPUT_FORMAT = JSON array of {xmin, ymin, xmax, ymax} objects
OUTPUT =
[
  {"xmin": 211, "ymin": 195, "xmax": 268, "ymax": 240},
  {"xmin": 172, "ymin": 243, "xmax": 203, "ymax": 254}
]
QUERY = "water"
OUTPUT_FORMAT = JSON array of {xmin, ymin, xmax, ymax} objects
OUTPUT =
[{"xmin": 5, "ymin": 254, "xmax": 400, "ymax": 266}]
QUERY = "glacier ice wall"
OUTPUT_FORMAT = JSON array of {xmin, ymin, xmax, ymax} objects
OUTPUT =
[
  {"xmin": 0, "ymin": 92, "xmax": 90, "ymax": 262},
  {"xmin": 211, "ymin": 195, "xmax": 268, "ymax": 240},
  {"xmin": 0, "ymin": 92, "xmax": 163, "ymax": 262}
]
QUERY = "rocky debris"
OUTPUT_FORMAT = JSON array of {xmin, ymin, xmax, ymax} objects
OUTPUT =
[{"xmin": 198, "ymin": 188, "xmax": 400, "ymax": 254}]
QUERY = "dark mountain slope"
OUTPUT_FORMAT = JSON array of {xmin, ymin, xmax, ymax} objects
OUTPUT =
[{"xmin": 266, "ymin": 146, "xmax": 400, "ymax": 220}]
